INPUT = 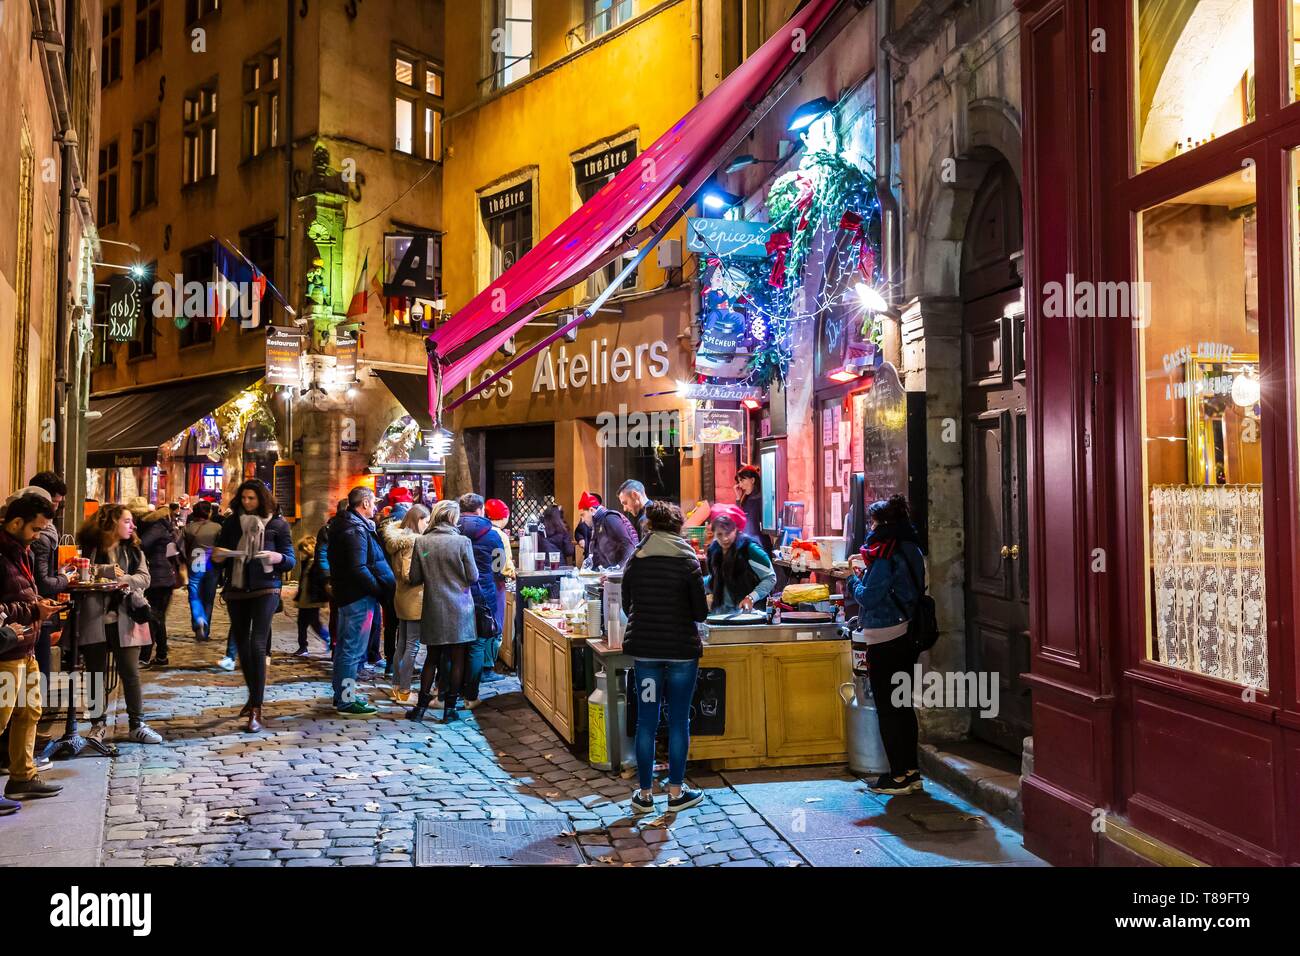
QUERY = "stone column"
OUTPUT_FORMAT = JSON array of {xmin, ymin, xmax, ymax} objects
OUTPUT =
[{"xmin": 900, "ymin": 294, "xmax": 968, "ymax": 741}]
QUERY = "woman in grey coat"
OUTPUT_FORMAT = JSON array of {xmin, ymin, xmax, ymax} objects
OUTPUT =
[{"xmin": 405, "ymin": 499, "xmax": 479, "ymax": 723}]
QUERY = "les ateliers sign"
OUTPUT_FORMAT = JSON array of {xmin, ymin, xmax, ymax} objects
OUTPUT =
[
  {"xmin": 471, "ymin": 337, "xmax": 673, "ymax": 402},
  {"xmin": 106, "ymin": 276, "xmax": 142, "ymax": 341}
]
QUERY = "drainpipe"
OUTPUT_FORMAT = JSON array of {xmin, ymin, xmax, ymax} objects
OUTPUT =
[
  {"xmin": 690, "ymin": 0, "xmax": 703, "ymax": 101},
  {"xmin": 874, "ymin": 0, "xmax": 899, "ymax": 307},
  {"xmin": 282, "ymin": 0, "xmax": 296, "ymax": 453},
  {"xmin": 52, "ymin": 0, "xmax": 76, "ymax": 505}
]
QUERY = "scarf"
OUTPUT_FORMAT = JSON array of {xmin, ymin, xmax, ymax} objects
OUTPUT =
[
  {"xmin": 230, "ymin": 513, "xmax": 268, "ymax": 589},
  {"xmin": 859, "ymin": 521, "xmax": 922, "ymax": 571}
]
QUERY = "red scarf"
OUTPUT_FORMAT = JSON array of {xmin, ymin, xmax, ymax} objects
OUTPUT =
[{"xmin": 859, "ymin": 538, "xmax": 897, "ymax": 571}]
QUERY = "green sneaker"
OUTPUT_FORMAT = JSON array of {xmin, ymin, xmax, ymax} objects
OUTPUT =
[{"xmin": 336, "ymin": 700, "xmax": 378, "ymax": 716}]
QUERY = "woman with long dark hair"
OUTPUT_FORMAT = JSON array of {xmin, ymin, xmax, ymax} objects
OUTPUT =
[
  {"xmin": 847, "ymin": 494, "xmax": 927, "ymax": 795},
  {"xmin": 540, "ymin": 504, "xmax": 575, "ymax": 566},
  {"xmin": 211, "ymin": 480, "xmax": 295, "ymax": 733},
  {"xmin": 704, "ymin": 504, "xmax": 776, "ymax": 613},
  {"xmin": 77, "ymin": 505, "xmax": 164, "ymax": 745},
  {"xmin": 733, "ymin": 464, "xmax": 772, "ymax": 554}
]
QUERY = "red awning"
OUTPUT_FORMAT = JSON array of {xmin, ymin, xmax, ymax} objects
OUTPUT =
[{"xmin": 427, "ymin": 0, "xmax": 848, "ymax": 413}]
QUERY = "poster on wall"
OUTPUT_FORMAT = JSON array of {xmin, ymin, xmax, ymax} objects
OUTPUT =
[
  {"xmin": 265, "ymin": 327, "xmax": 305, "ymax": 386},
  {"xmin": 695, "ymin": 261, "xmax": 758, "ymax": 378},
  {"xmin": 335, "ymin": 332, "xmax": 359, "ymax": 384},
  {"xmin": 694, "ymin": 408, "xmax": 745, "ymax": 445}
]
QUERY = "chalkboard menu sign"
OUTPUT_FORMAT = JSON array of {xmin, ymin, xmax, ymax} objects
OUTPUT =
[{"xmin": 273, "ymin": 460, "xmax": 300, "ymax": 520}]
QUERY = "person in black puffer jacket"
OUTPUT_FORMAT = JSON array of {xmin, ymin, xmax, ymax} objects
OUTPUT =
[
  {"xmin": 620, "ymin": 500, "xmax": 708, "ymax": 816},
  {"xmin": 136, "ymin": 505, "xmax": 179, "ymax": 665}
]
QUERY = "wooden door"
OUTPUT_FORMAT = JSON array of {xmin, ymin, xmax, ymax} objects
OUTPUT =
[
  {"xmin": 761, "ymin": 642, "xmax": 850, "ymax": 759},
  {"xmin": 961, "ymin": 159, "xmax": 1032, "ymax": 754}
]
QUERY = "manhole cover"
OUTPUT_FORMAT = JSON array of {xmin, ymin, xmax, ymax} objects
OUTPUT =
[{"xmin": 415, "ymin": 819, "xmax": 584, "ymax": 866}]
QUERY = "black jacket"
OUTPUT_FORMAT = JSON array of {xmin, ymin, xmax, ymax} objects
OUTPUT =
[
  {"xmin": 621, "ymin": 532, "xmax": 708, "ymax": 661},
  {"xmin": 327, "ymin": 510, "xmax": 395, "ymax": 606},
  {"xmin": 138, "ymin": 513, "xmax": 178, "ymax": 589}
]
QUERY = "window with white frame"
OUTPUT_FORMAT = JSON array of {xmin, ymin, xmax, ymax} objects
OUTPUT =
[
  {"xmin": 587, "ymin": 0, "xmax": 634, "ymax": 40},
  {"xmin": 488, "ymin": 0, "xmax": 532, "ymax": 91},
  {"xmin": 394, "ymin": 49, "xmax": 443, "ymax": 160},
  {"xmin": 183, "ymin": 78, "xmax": 219, "ymax": 184},
  {"xmin": 242, "ymin": 45, "xmax": 280, "ymax": 160}
]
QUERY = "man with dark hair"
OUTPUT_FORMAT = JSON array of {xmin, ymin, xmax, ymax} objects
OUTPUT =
[
  {"xmin": 617, "ymin": 479, "xmax": 653, "ymax": 537},
  {"xmin": 327, "ymin": 487, "xmax": 395, "ymax": 714},
  {"xmin": 26, "ymin": 473, "xmax": 70, "ymax": 679},
  {"xmin": 0, "ymin": 493, "xmax": 64, "ymax": 809}
]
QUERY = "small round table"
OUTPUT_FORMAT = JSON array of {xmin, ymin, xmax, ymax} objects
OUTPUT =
[{"xmin": 49, "ymin": 579, "xmax": 129, "ymax": 760}]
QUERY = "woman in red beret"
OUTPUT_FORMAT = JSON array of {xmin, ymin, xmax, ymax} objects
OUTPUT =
[{"xmin": 705, "ymin": 504, "xmax": 776, "ymax": 613}]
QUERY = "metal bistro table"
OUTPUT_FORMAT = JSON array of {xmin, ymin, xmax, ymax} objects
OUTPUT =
[
  {"xmin": 48, "ymin": 579, "xmax": 128, "ymax": 760},
  {"xmin": 585, "ymin": 638, "xmax": 634, "ymax": 773}
]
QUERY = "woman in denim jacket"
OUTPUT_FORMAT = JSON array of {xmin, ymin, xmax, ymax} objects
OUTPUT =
[{"xmin": 846, "ymin": 495, "xmax": 926, "ymax": 795}]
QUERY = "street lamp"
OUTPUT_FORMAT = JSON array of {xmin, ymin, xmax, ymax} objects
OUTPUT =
[
  {"xmin": 787, "ymin": 96, "xmax": 837, "ymax": 133},
  {"xmin": 700, "ymin": 185, "xmax": 742, "ymax": 212},
  {"xmin": 724, "ymin": 154, "xmax": 779, "ymax": 175}
]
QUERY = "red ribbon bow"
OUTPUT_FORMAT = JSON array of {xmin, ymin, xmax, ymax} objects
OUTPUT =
[{"xmin": 766, "ymin": 231, "xmax": 792, "ymax": 288}]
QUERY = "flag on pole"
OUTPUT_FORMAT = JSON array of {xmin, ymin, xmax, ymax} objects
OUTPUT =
[{"xmin": 347, "ymin": 250, "xmax": 369, "ymax": 320}]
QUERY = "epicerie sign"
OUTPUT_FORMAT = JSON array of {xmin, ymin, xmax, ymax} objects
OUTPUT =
[{"xmin": 473, "ymin": 338, "xmax": 671, "ymax": 401}]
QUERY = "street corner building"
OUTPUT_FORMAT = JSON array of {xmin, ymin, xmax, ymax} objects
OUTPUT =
[{"xmin": 2, "ymin": 0, "xmax": 1299, "ymax": 881}]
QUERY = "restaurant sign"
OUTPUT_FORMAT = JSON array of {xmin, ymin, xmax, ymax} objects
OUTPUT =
[
  {"xmin": 678, "ymin": 383, "xmax": 761, "ymax": 402},
  {"xmin": 335, "ymin": 332, "xmax": 359, "ymax": 384},
  {"xmin": 106, "ymin": 276, "xmax": 142, "ymax": 341},
  {"xmin": 694, "ymin": 407, "xmax": 745, "ymax": 445},
  {"xmin": 687, "ymin": 218, "xmax": 775, "ymax": 259},
  {"xmin": 265, "ymin": 327, "xmax": 305, "ymax": 386}
]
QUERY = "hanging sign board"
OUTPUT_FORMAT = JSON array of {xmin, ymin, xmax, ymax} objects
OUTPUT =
[
  {"xmin": 334, "ymin": 332, "xmax": 358, "ymax": 384},
  {"xmin": 106, "ymin": 276, "xmax": 142, "ymax": 341},
  {"xmin": 687, "ymin": 218, "xmax": 775, "ymax": 259},
  {"xmin": 273, "ymin": 460, "xmax": 300, "ymax": 520},
  {"xmin": 695, "ymin": 408, "xmax": 745, "ymax": 445},
  {"xmin": 265, "ymin": 327, "xmax": 305, "ymax": 386},
  {"xmin": 479, "ymin": 181, "xmax": 532, "ymax": 221},
  {"xmin": 575, "ymin": 142, "xmax": 636, "ymax": 186}
]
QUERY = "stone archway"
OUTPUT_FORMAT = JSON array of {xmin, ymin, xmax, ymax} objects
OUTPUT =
[{"xmin": 898, "ymin": 97, "xmax": 1023, "ymax": 742}]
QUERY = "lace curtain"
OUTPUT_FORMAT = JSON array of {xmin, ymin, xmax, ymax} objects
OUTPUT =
[{"xmin": 1150, "ymin": 484, "xmax": 1267, "ymax": 689}]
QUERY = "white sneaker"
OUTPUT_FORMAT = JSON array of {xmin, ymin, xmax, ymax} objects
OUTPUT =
[
  {"xmin": 127, "ymin": 724, "xmax": 163, "ymax": 745},
  {"xmin": 218, "ymin": 656, "xmax": 236, "ymax": 672}
]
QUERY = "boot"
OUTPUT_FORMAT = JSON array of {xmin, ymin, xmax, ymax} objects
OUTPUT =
[
  {"xmin": 246, "ymin": 706, "xmax": 263, "ymax": 733},
  {"xmin": 406, "ymin": 693, "xmax": 432, "ymax": 722},
  {"xmin": 438, "ymin": 695, "xmax": 460, "ymax": 724}
]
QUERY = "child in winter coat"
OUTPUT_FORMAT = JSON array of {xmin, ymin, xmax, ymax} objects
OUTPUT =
[{"xmin": 294, "ymin": 535, "xmax": 331, "ymax": 655}]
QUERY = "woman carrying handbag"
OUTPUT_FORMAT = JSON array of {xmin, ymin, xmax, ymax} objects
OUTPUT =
[
  {"xmin": 211, "ymin": 480, "xmax": 296, "ymax": 733},
  {"xmin": 77, "ymin": 504, "xmax": 164, "ymax": 745}
]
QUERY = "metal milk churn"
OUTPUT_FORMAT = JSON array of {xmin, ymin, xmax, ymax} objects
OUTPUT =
[{"xmin": 842, "ymin": 630, "xmax": 889, "ymax": 774}]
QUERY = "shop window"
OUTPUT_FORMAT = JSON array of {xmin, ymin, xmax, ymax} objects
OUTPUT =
[
  {"xmin": 130, "ymin": 116, "xmax": 158, "ymax": 213},
  {"xmin": 134, "ymin": 0, "xmax": 162, "ymax": 63},
  {"xmin": 575, "ymin": 141, "xmax": 638, "ymax": 298},
  {"xmin": 482, "ymin": 183, "xmax": 532, "ymax": 281},
  {"xmin": 97, "ymin": 140, "xmax": 119, "ymax": 227},
  {"xmin": 487, "ymin": 0, "xmax": 532, "ymax": 92},
  {"xmin": 1134, "ymin": 0, "xmax": 1254, "ymax": 171},
  {"xmin": 183, "ymin": 79, "xmax": 219, "ymax": 185},
  {"xmin": 242, "ymin": 45, "xmax": 280, "ymax": 160},
  {"xmin": 239, "ymin": 220, "xmax": 277, "ymax": 330},
  {"xmin": 1138, "ymin": 168, "xmax": 1265, "ymax": 690},
  {"xmin": 102, "ymin": 3, "xmax": 123, "ymax": 87},
  {"xmin": 586, "ymin": 0, "xmax": 634, "ymax": 40},
  {"xmin": 394, "ymin": 48, "xmax": 443, "ymax": 160}
]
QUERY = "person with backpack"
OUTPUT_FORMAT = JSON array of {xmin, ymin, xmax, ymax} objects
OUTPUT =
[
  {"xmin": 576, "ymin": 491, "xmax": 637, "ymax": 570},
  {"xmin": 846, "ymin": 494, "xmax": 928, "ymax": 795}
]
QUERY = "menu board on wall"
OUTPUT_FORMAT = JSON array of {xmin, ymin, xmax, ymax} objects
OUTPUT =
[
  {"xmin": 273, "ymin": 460, "xmax": 300, "ymax": 520},
  {"xmin": 861, "ymin": 363, "xmax": 910, "ymax": 503},
  {"xmin": 695, "ymin": 408, "xmax": 745, "ymax": 444},
  {"xmin": 265, "ymin": 328, "xmax": 305, "ymax": 386}
]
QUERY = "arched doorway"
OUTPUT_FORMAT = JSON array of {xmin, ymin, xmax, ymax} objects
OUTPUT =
[{"xmin": 960, "ymin": 157, "xmax": 1031, "ymax": 754}]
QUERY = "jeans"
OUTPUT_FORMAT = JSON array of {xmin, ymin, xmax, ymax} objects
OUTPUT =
[
  {"xmin": 82, "ymin": 628, "xmax": 144, "ymax": 728},
  {"xmin": 297, "ymin": 606, "xmax": 329, "ymax": 652},
  {"xmin": 228, "ymin": 594, "xmax": 278, "ymax": 707},
  {"xmin": 188, "ymin": 563, "xmax": 218, "ymax": 637},
  {"xmin": 142, "ymin": 586, "xmax": 173, "ymax": 661},
  {"xmin": 866, "ymin": 633, "xmax": 920, "ymax": 775},
  {"xmin": 0, "ymin": 656, "xmax": 41, "ymax": 782},
  {"xmin": 332, "ymin": 597, "xmax": 377, "ymax": 707},
  {"xmin": 392, "ymin": 620, "xmax": 422, "ymax": 694},
  {"xmin": 632, "ymin": 659, "xmax": 700, "ymax": 792},
  {"xmin": 462, "ymin": 636, "xmax": 490, "ymax": 702}
]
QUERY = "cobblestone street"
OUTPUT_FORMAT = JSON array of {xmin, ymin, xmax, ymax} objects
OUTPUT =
[{"xmin": 30, "ymin": 594, "xmax": 1043, "ymax": 868}]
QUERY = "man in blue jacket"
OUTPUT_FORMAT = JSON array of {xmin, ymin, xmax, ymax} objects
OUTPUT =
[
  {"xmin": 327, "ymin": 487, "xmax": 396, "ymax": 714},
  {"xmin": 456, "ymin": 494, "xmax": 506, "ymax": 707}
]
